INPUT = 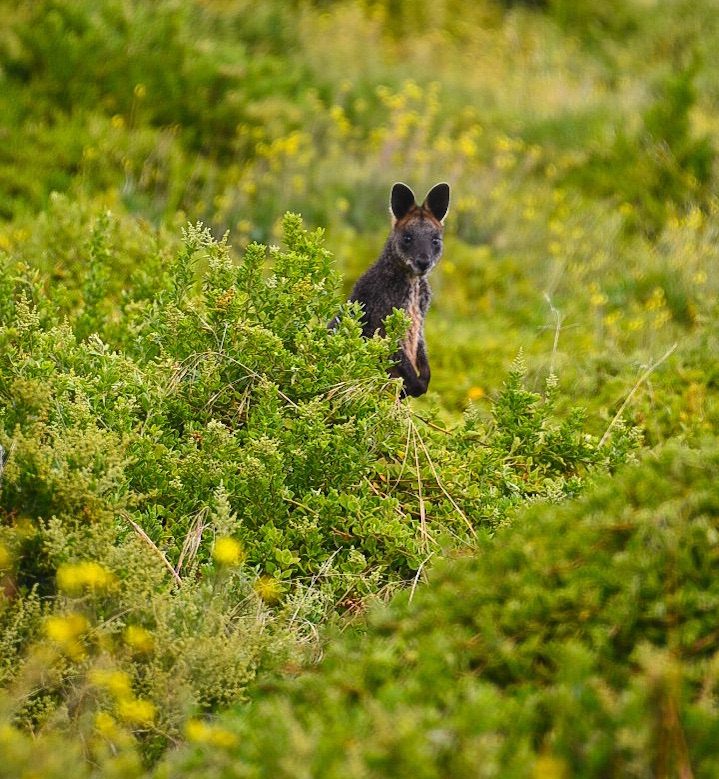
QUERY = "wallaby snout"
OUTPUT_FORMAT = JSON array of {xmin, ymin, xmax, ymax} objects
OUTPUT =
[
  {"xmin": 393, "ymin": 227, "xmax": 442, "ymax": 276},
  {"xmin": 416, "ymin": 257, "xmax": 432, "ymax": 273}
]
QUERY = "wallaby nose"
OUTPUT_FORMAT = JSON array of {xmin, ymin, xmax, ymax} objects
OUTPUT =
[{"xmin": 416, "ymin": 256, "xmax": 431, "ymax": 273}]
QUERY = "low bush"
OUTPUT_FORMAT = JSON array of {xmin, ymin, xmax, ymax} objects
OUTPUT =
[
  {"xmin": 159, "ymin": 442, "xmax": 719, "ymax": 778},
  {"xmin": 0, "ymin": 206, "xmax": 639, "ymax": 766}
]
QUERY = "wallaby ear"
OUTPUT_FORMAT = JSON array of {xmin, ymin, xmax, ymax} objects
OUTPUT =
[
  {"xmin": 424, "ymin": 182, "xmax": 450, "ymax": 224},
  {"xmin": 390, "ymin": 182, "xmax": 417, "ymax": 223}
]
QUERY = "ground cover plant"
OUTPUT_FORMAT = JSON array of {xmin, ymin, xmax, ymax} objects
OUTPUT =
[
  {"xmin": 158, "ymin": 443, "xmax": 719, "ymax": 778},
  {"xmin": 1, "ymin": 0, "xmax": 719, "ymax": 774}
]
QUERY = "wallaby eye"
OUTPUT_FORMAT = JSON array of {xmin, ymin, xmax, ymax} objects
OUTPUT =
[
  {"xmin": 432, "ymin": 236, "xmax": 441, "ymax": 247},
  {"xmin": 402, "ymin": 234, "xmax": 412, "ymax": 246}
]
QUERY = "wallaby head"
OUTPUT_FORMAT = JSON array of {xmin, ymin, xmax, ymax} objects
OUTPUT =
[{"xmin": 388, "ymin": 182, "xmax": 450, "ymax": 277}]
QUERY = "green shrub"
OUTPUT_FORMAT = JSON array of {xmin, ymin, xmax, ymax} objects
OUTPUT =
[
  {"xmin": 159, "ymin": 442, "xmax": 719, "ymax": 778},
  {"xmin": 2, "ymin": 208, "xmax": 633, "ymax": 601},
  {"xmin": 0, "ymin": 206, "xmax": 640, "ymax": 767}
]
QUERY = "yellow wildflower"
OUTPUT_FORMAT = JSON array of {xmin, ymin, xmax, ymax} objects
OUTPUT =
[
  {"xmin": 89, "ymin": 668, "xmax": 133, "ymax": 699},
  {"xmin": 44, "ymin": 612, "xmax": 88, "ymax": 659},
  {"xmin": 94, "ymin": 712, "xmax": 120, "ymax": 739},
  {"xmin": 57, "ymin": 561, "xmax": 115, "ymax": 594},
  {"xmin": 213, "ymin": 536, "xmax": 245, "ymax": 566},
  {"xmin": 123, "ymin": 625, "xmax": 155, "ymax": 655},
  {"xmin": 458, "ymin": 133, "xmax": 477, "ymax": 159},
  {"xmin": 116, "ymin": 697, "xmax": 156, "ymax": 726},
  {"xmin": 45, "ymin": 613, "xmax": 86, "ymax": 642},
  {"xmin": 186, "ymin": 718, "xmax": 237, "ymax": 748},
  {"xmin": 254, "ymin": 574, "xmax": 283, "ymax": 604}
]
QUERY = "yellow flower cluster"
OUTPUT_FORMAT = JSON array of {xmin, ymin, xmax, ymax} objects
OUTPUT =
[
  {"xmin": 253, "ymin": 574, "xmax": 283, "ymax": 604},
  {"xmin": 44, "ymin": 612, "xmax": 88, "ymax": 660},
  {"xmin": 185, "ymin": 718, "xmax": 237, "ymax": 749},
  {"xmin": 90, "ymin": 668, "xmax": 134, "ymax": 698},
  {"xmin": 90, "ymin": 668, "xmax": 156, "ymax": 726},
  {"xmin": 212, "ymin": 536, "xmax": 245, "ymax": 566},
  {"xmin": 371, "ymin": 80, "xmax": 451, "ymax": 166},
  {"xmin": 116, "ymin": 697, "xmax": 157, "ymax": 726},
  {"xmin": 467, "ymin": 386, "xmax": 486, "ymax": 401},
  {"xmin": 57, "ymin": 560, "xmax": 115, "ymax": 595},
  {"xmin": 123, "ymin": 624, "xmax": 155, "ymax": 655},
  {"xmin": 329, "ymin": 104, "xmax": 351, "ymax": 137},
  {"xmin": 494, "ymin": 134, "xmax": 525, "ymax": 171},
  {"xmin": 588, "ymin": 279, "xmax": 678, "ymax": 342},
  {"xmin": 645, "ymin": 287, "xmax": 672, "ymax": 331},
  {"xmin": 256, "ymin": 131, "xmax": 311, "ymax": 173}
]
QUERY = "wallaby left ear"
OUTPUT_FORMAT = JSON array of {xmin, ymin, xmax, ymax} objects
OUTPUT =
[
  {"xmin": 424, "ymin": 183, "xmax": 450, "ymax": 224},
  {"xmin": 390, "ymin": 182, "xmax": 417, "ymax": 223}
]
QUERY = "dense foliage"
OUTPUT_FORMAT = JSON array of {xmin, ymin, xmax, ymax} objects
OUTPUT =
[
  {"xmin": 162, "ymin": 444, "xmax": 719, "ymax": 778},
  {"xmin": 1, "ymin": 0, "xmax": 719, "ymax": 774}
]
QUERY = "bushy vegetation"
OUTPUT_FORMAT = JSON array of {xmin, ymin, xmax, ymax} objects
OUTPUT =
[
  {"xmin": 0, "ymin": 207, "xmax": 636, "ymax": 763},
  {"xmin": 1, "ymin": 0, "xmax": 719, "ymax": 774},
  {"xmin": 160, "ymin": 443, "xmax": 719, "ymax": 778}
]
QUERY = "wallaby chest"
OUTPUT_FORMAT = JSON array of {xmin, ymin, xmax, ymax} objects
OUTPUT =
[{"xmin": 404, "ymin": 278, "xmax": 426, "ymax": 373}]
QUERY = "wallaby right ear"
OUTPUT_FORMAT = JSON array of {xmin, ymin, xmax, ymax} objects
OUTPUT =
[
  {"xmin": 390, "ymin": 182, "xmax": 417, "ymax": 223},
  {"xmin": 424, "ymin": 182, "xmax": 450, "ymax": 224}
]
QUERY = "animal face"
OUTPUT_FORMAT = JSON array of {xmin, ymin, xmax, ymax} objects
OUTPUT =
[
  {"xmin": 389, "ymin": 182, "xmax": 450, "ymax": 277},
  {"xmin": 392, "ymin": 218, "xmax": 444, "ymax": 276}
]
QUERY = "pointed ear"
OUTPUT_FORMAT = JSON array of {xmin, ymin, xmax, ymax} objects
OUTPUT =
[
  {"xmin": 424, "ymin": 183, "xmax": 450, "ymax": 223},
  {"xmin": 390, "ymin": 182, "xmax": 417, "ymax": 223}
]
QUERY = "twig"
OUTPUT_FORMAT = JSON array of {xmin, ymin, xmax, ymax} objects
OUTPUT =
[
  {"xmin": 599, "ymin": 342, "xmax": 678, "ymax": 448},
  {"xmin": 122, "ymin": 512, "xmax": 183, "ymax": 587},
  {"xmin": 410, "ymin": 416, "xmax": 477, "ymax": 538},
  {"xmin": 408, "ymin": 553, "xmax": 434, "ymax": 604},
  {"xmin": 288, "ymin": 549, "xmax": 341, "ymax": 627},
  {"xmin": 411, "ymin": 424, "xmax": 429, "ymax": 551},
  {"xmin": 544, "ymin": 292, "xmax": 564, "ymax": 376},
  {"xmin": 175, "ymin": 506, "xmax": 209, "ymax": 578},
  {"xmin": 414, "ymin": 415, "xmax": 454, "ymax": 435},
  {"xmin": 392, "ymin": 419, "xmax": 414, "ymax": 489}
]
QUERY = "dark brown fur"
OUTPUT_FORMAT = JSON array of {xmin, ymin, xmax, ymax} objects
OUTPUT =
[{"xmin": 348, "ymin": 182, "xmax": 450, "ymax": 397}]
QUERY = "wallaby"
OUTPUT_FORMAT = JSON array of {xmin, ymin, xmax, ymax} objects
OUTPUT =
[{"xmin": 348, "ymin": 182, "xmax": 450, "ymax": 397}]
